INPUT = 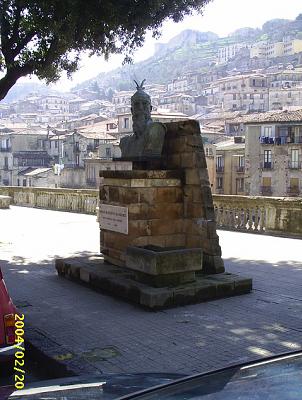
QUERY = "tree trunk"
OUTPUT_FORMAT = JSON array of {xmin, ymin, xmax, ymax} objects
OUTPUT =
[{"xmin": 0, "ymin": 66, "xmax": 34, "ymax": 101}]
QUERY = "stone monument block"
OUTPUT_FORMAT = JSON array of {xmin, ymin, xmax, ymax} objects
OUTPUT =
[{"xmin": 56, "ymin": 82, "xmax": 252, "ymax": 309}]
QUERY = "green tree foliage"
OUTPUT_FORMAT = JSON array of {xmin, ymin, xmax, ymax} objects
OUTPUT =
[{"xmin": 0, "ymin": 0, "xmax": 211, "ymax": 100}]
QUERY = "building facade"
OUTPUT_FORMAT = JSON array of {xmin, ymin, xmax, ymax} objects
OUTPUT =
[
  {"xmin": 244, "ymin": 110, "xmax": 302, "ymax": 197},
  {"xmin": 205, "ymin": 138, "xmax": 245, "ymax": 195}
]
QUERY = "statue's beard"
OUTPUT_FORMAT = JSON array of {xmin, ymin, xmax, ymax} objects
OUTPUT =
[{"xmin": 133, "ymin": 115, "xmax": 149, "ymax": 137}]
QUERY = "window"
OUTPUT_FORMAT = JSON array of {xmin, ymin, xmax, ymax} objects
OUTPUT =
[
  {"xmin": 263, "ymin": 126, "xmax": 273, "ymax": 138},
  {"xmin": 262, "ymin": 177, "xmax": 272, "ymax": 194},
  {"xmin": 17, "ymin": 179, "xmax": 20, "ymax": 186},
  {"xmin": 216, "ymin": 177, "xmax": 223, "ymax": 189},
  {"xmin": 4, "ymin": 157, "xmax": 8, "ymax": 169},
  {"xmin": 94, "ymin": 139, "xmax": 100, "ymax": 148},
  {"xmin": 23, "ymin": 179, "xmax": 27, "ymax": 187},
  {"xmin": 216, "ymin": 155, "xmax": 224, "ymax": 172},
  {"xmin": 236, "ymin": 178, "xmax": 244, "ymax": 192},
  {"xmin": 233, "ymin": 94, "xmax": 236, "ymax": 100},
  {"xmin": 238, "ymin": 156, "xmax": 245, "ymax": 170},
  {"xmin": 124, "ymin": 118, "xmax": 129, "ymax": 129},
  {"xmin": 288, "ymin": 178, "xmax": 299, "ymax": 195},
  {"xmin": 290, "ymin": 178, "xmax": 299, "ymax": 189},
  {"xmin": 76, "ymin": 154, "xmax": 80, "ymax": 166},
  {"xmin": 55, "ymin": 140, "xmax": 58, "ymax": 149},
  {"xmin": 260, "ymin": 93, "xmax": 264, "ymax": 99},
  {"xmin": 250, "ymin": 94, "xmax": 254, "ymax": 99},
  {"xmin": 105, "ymin": 147, "xmax": 112, "ymax": 158},
  {"xmin": 290, "ymin": 149, "xmax": 299, "ymax": 169},
  {"xmin": 264, "ymin": 150, "xmax": 272, "ymax": 168}
]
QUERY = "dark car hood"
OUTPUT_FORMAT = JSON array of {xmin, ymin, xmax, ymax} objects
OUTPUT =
[{"xmin": 1, "ymin": 373, "xmax": 185, "ymax": 400}]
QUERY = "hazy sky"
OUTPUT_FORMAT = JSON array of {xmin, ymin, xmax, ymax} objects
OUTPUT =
[{"xmin": 40, "ymin": 0, "xmax": 302, "ymax": 91}]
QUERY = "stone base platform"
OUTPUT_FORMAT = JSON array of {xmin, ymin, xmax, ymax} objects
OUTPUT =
[{"xmin": 55, "ymin": 255, "xmax": 252, "ymax": 310}]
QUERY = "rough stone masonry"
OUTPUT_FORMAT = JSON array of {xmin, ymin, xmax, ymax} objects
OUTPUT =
[{"xmin": 100, "ymin": 120, "xmax": 225, "ymax": 275}]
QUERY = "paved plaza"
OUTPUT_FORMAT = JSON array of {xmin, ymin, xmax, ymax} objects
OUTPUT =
[{"xmin": 1, "ymin": 206, "xmax": 302, "ymax": 375}]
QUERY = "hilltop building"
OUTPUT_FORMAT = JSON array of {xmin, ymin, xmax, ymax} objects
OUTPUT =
[{"xmin": 250, "ymin": 37, "xmax": 302, "ymax": 59}]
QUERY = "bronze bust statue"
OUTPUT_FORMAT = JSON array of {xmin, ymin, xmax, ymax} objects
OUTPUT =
[{"xmin": 120, "ymin": 80, "xmax": 166, "ymax": 158}]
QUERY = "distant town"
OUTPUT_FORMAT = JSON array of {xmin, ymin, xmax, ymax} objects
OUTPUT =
[{"xmin": 1, "ymin": 28, "xmax": 302, "ymax": 198}]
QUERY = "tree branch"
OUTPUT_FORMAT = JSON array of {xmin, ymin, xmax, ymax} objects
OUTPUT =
[{"xmin": 11, "ymin": 30, "xmax": 36, "ymax": 60}]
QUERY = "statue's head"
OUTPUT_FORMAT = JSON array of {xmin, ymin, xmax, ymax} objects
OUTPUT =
[{"xmin": 131, "ymin": 79, "xmax": 152, "ymax": 138}]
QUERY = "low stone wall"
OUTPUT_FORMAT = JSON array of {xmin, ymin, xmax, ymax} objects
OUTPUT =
[
  {"xmin": 0, "ymin": 186, "xmax": 301, "ymax": 237},
  {"xmin": 213, "ymin": 194, "xmax": 302, "ymax": 237},
  {"xmin": 0, "ymin": 186, "xmax": 98, "ymax": 215},
  {"xmin": 0, "ymin": 195, "xmax": 11, "ymax": 209}
]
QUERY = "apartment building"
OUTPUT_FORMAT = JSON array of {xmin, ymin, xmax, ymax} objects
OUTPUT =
[
  {"xmin": 38, "ymin": 95, "xmax": 69, "ymax": 113},
  {"xmin": 204, "ymin": 74, "xmax": 268, "ymax": 112},
  {"xmin": 283, "ymin": 37, "xmax": 302, "ymax": 56},
  {"xmin": 217, "ymin": 43, "xmax": 249, "ymax": 64},
  {"xmin": 158, "ymin": 94, "xmax": 196, "ymax": 116},
  {"xmin": 85, "ymin": 159, "xmax": 132, "ymax": 188},
  {"xmin": 0, "ymin": 127, "xmax": 51, "ymax": 186},
  {"xmin": 167, "ymin": 77, "xmax": 188, "ymax": 93},
  {"xmin": 61, "ymin": 129, "xmax": 118, "ymax": 168},
  {"xmin": 267, "ymin": 69, "xmax": 302, "ymax": 88},
  {"xmin": 250, "ymin": 37, "xmax": 302, "ymax": 59},
  {"xmin": 244, "ymin": 109, "xmax": 302, "ymax": 196},
  {"xmin": 17, "ymin": 167, "xmax": 57, "ymax": 188},
  {"xmin": 113, "ymin": 85, "xmax": 166, "ymax": 115},
  {"xmin": 205, "ymin": 137, "xmax": 245, "ymax": 195},
  {"xmin": 269, "ymin": 86, "xmax": 302, "ymax": 110}
]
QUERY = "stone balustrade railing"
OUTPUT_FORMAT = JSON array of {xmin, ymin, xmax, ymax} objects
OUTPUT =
[
  {"xmin": 0, "ymin": 187, "xmax": 301, "ymax": 237},
  {"xmin": 212, "ymin": 194, "xmax": 302, "ymax": 237},
  {"xmin": 0, "ymin": 186, "xmax": 98, "ymax": 215}
]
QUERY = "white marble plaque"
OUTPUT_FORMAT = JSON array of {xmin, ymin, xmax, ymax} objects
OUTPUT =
[{"xmin": 99, "ymin": 204, "xmax": 128, "ymax": 234}]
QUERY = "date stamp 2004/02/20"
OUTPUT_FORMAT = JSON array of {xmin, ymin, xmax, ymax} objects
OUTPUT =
[{"xmin": 14, "ymin": 314, "xmax": 25, "ymax": 390}]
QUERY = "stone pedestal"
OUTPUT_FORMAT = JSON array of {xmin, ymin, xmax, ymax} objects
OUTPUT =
[
  {"xmin": 99, "ymin": 170, "xmax": 185, "ymax": 267},
  {"xmin": 99, "ymin": 120, "xmax": 225, "ymax": 275},
  {"xmin": 126, "ymin": 245, "xmax": 202, "ymax": 287}
]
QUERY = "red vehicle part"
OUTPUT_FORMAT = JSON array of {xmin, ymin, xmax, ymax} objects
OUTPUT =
[{"xmin": 0, "ymin": 267, "xmax": 17, "ymax": 351}]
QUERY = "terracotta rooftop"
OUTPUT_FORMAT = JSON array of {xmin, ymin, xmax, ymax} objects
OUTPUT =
[{"xmin": 238, "ymin": 109, "xmax": 302, "ymax": 124}]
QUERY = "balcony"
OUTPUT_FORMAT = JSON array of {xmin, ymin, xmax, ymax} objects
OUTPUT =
[
  {"xmin": 259, "ymin": 137, "xmax": 274, "ymax": 145},
  {"xmin": 0, "ymin": 147, "xmax": 11, "ymax": 152},
  {"xmin": 260, "ymin": 162, "xmax": 273, "ymax": 170},
  {"xmin": 286, "ymin": 187, "xmax": 300, "ymax": 196},
  {"xmin": 288, "ymin": 161, "xmax": 301, "ymax": 169},
  {"xmin": 235, "ymin": 165, "xmax": 245, "ymax": 173},
  {"xmin": 86, "ymin": 178, "xmax": 97, "ymax": 187},
  {"xmin": 216, "ymin": 166, "xmax": 224, "ymax": 173},
  {"xmin": 260, "ymin": 186, "xmax": 272, "ymax": 195},
  {"xmin": 260, "ymin": 136, "xmax": 302, "ymax": 145}
]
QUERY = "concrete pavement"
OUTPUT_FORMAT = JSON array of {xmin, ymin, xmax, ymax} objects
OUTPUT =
[{"xmin": 1, "ymin": 206, "xmax": 301, "ymax": 375}]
